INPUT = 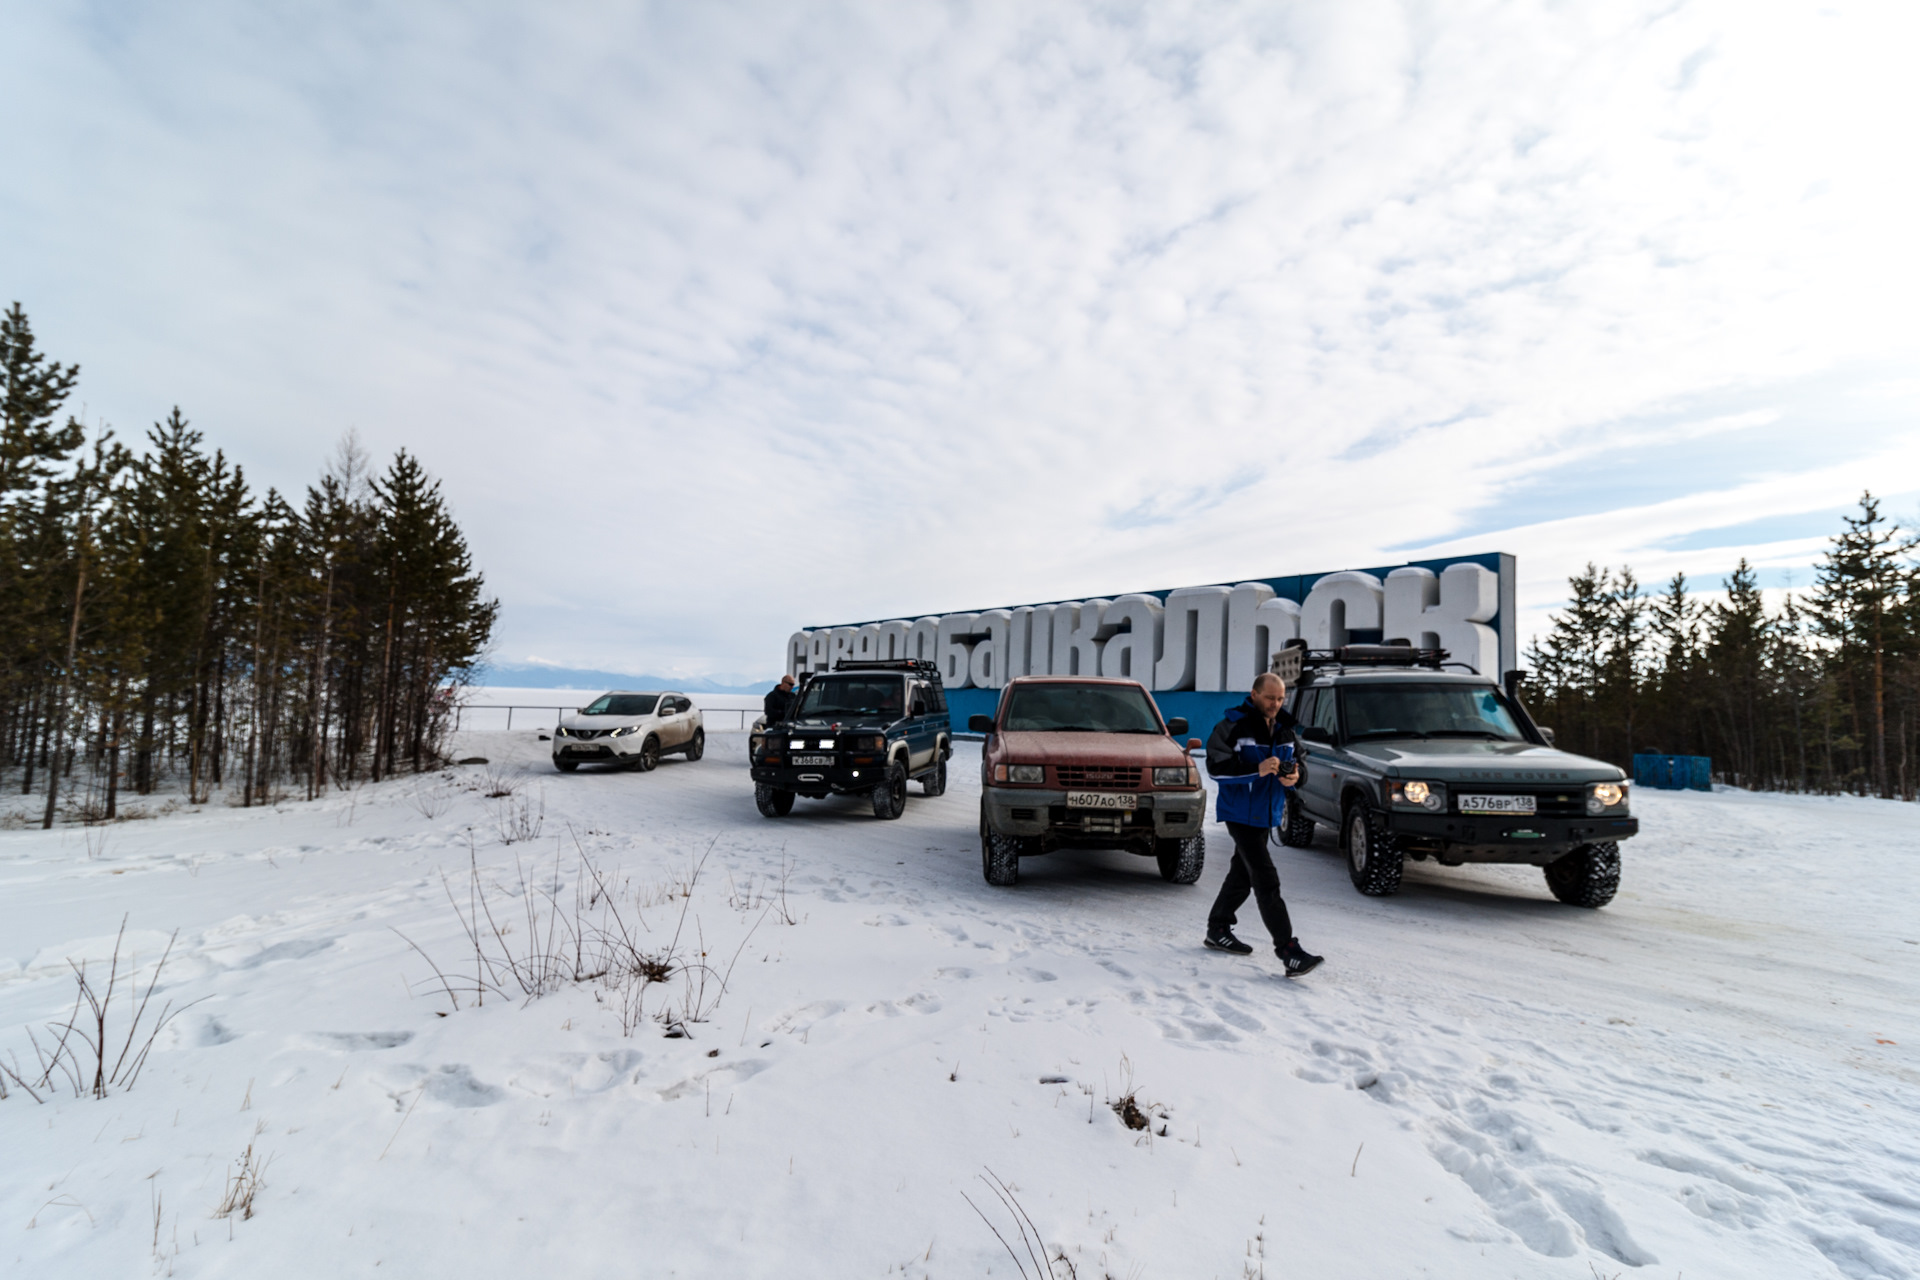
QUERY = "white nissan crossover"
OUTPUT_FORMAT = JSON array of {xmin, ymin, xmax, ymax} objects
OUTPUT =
[{"xmin": 552, "ymin": 691, "xmax": 704, "ymax": 772}]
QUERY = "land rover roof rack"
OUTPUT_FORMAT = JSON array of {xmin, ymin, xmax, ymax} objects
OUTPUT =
[
  {"xmin": 831, "ymin": 658, "xmax": 943, "ymax": 680},
  {"xmin": 1271, "ymin": 640, "xmax": 1452, "ymax": 684}
]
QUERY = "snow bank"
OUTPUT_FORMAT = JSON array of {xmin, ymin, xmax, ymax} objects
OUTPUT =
[{"xmin": 1, "ymin": 730, "xmax": 1915, "ymax": 1278}]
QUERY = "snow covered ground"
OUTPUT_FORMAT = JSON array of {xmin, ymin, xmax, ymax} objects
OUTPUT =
[{"xmin": 2, "ymin": 731, "xmax": 1916, "ymax": 1279}]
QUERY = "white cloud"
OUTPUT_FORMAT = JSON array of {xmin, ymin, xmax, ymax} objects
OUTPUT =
[{"xmin": 6, "ymin": 0, "xmax": 1917, "ymax": 675}]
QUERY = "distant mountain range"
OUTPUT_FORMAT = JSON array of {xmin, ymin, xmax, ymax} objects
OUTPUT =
[{"xmin": 475, "ymin": 663, "xmax": 778, "ymax": 694}]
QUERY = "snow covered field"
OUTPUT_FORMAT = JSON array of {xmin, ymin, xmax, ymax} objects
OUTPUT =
[{"xmin": 2, "ymin": 732, "xmax": 1916, "ymax": 1279}]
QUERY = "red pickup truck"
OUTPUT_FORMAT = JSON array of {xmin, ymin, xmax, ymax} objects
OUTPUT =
[{"xmin": 970, "ymin": 676, "xmax": 1207, "ymax": 886}]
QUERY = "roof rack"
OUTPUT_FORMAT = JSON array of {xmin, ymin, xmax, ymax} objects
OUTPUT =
[
  {"xmin": 831, "ymin": 658, "xmax": 944, "ymax": 681},
  {"xmin": 1271, "ymin": 640, "xmax": 1452, "ymax": 683}
]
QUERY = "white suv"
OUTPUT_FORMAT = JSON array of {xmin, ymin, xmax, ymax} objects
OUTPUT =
[{"xmin": 552, "ymin": 691, "xmax": 705, "ymax": 773}]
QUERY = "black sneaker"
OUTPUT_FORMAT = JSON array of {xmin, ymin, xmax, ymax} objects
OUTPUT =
[
  {"xmin": 1204, "ymin": 929, "xmax": 1254, "ymax": 955},
  {"xmin": 1278, "ymin": 938, "xmax": 1323, "ymax": 977}
]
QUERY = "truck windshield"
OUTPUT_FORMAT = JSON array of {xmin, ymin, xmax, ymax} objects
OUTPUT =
[
  {"xmin": 1341, "ymin": 684, "xmax": 1524, "ymax": 742},
  {"xmin": 582, "ymin": 694, "xmax": 658, "ymax": 716},
  {"xmin": 794, "ymin": 677, "xmax": 905, "ymax": 720},
  {"xmin": 1002, "ymin": 684, "xmax": 1163, "ymax": 733}
]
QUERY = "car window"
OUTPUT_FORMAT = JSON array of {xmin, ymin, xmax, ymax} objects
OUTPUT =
[
  {"xmin": 927, "ymin": 684, "xmax": 947, "ymax": 713},
  {"xmin": 1291, "ymin": 688, "xmax": 1318, "ymax": 725},
  {"xmin": 1002, "ymin": 683, "xmax": 1162, "ymax": 733},
  {"xmin": 1342, "ymin": 683, "xmax": 1523, "ymax": 741},
  {"xmin": 1312, "ymin": 689, "xmax": 1340, "ymax": 738},
  {"xmin": 584, "ymin": 693, "xmax": 659, "ymax": 716},
  {"xmin": 794, "ymin": 676, "xmax": 905, "ymax": 719}
]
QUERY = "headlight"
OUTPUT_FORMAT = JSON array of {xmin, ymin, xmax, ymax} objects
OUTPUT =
[
  {"xmin": 1389, "ymin": 779, "xmax": 1446, "ymax": 812},
  {"xmin": 789, "ymin": 738, "xmax": 806, "ymax": 750},
  {"xmin": 995, "ymin": 763, "xmax": 1044, "ymax": 784},
  {"xmin": 612, "ymin": 724, "xmax": 642, "ymax": 738},
  {"xmin": 818, "ymin": 738, "xmax": 835, "ymax": 750},
  {"xmin": 859, "ymin": 734, "xmax": 886, "ymax": 751},
  {"xmin": 749, "ymin": 734, "xmax": 765, "ymax": 754},
  {"xmin": 555, "ymin": 726, "xmax": 571, "ymax": 738},
  {"xmin": 1587, "ymin": 782, "xmax": 1628, "ymax": 814},
  {"xmin": 1153, "ymin": 767, "xmax": 1193, "ymax": 787}
]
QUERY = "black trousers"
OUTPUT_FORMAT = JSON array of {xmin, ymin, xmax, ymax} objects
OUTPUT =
[{"xmin": 1208, "ymin": 821, "xmax": 1293, "ymax": 946}]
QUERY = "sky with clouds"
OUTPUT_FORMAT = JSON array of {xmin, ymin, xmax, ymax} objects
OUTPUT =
[{"xmin": 6, "ymin": 1, "xmax": 1917, "ymax": 681}]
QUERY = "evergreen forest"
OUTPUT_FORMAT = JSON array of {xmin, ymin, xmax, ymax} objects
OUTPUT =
[
  {"xmin": 1, "ymin": 303, "xmax": 498, "ymax": 828},
  {"xmin": 1525, "ymin": 495, "xmax": 1920, "ymax": 800}
]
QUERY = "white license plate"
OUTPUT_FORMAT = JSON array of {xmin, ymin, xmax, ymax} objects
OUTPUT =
[
  {"xmin": 791, "ymin": 754, "xmax": 835, "ymax": 766},
  {"xmin": 1458, "ymin": 794, "xmax": 1536, "ymax": 815},
  {"xmin": 1066, "ymin": 791, "xmax": 1138, "ymax": 811}
]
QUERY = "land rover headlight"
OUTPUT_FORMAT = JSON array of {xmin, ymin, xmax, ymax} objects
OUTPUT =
[
  {"xmin": 749, "ymin": 734, "xmax": 766, "ymax": 754},
  {"xmin": 1587, "ymin": 782, "xmax": 1628, "ymax": 814},
  {"xmin": 1390, "ymin": 779, "xmax": 1446, "ymax": 812},
  {"xmin": 997, "ymin": 764, "xmax": 1045, "ymax": 784},
  {"xmin": 1153, "ymin": 767, "xmax": 1194, "ymax": 787}
]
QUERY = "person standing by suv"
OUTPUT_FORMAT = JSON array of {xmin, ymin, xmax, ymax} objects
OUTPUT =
[
  {"xmin": 764, "ymin": 674, "xmax": 797, "ymax": 723},
  {"xmin": 1204, "ymin": 672, "xmax": 1325, "ymax": 976}
]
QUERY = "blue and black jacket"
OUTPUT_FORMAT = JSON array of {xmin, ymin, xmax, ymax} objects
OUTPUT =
[{"xmin": 1205, "ymin": 699, "xmax": 1308, "ymax": 828}]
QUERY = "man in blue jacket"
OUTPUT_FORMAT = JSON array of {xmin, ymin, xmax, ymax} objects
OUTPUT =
[{"xmin": 1204, "ymin": 672, "xmax": 1324, "ymax": 976}]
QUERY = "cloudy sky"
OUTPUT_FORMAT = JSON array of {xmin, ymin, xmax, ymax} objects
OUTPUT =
[{"xmin": 7, "ymin": 1, "xmax": 1917, "ymax": 681}]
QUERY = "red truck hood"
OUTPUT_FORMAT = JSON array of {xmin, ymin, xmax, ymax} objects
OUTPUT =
[{"xmin": 997, "ymin": 731, "xmax": 1190, "ymax": 768}]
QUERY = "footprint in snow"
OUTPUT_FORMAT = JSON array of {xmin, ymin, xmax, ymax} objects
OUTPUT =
[
  {"xmin": 311, "ymin": 1030, "xmax": 414, "ymax": 1051},
  {"xmin": 863, "ymin": 913, "xmax": 908, "ymax": 927}
]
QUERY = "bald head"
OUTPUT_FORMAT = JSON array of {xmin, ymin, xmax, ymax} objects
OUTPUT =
[{"xmin": 1250, "ymin": 672, "xmax": 1287, "ymax": 721}]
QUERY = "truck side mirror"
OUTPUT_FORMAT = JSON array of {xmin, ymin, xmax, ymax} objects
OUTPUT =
[
  {"xmin": 968, "ymin": 714, "xmax": 994, "ymax": 734},
  {"xmin": 1165, "ymin": 717, "xmax": 1188, "ymax": 736},
  {"xmin": 1537, "ymin": 726, "xmax": 1557, "ymax": 746},
  {"xmin": 1299, "ymin": 725, "xmax": 1332, "ymax": 744}
]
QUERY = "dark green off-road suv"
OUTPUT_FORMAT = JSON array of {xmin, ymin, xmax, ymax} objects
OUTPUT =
[
  {"xmin": 749, "ymin": 659, "xmax": 953, "ymax": 820},
  {"xmin": 1275, "ymin": 644, "xmax": 1638, "ymax": 907}
]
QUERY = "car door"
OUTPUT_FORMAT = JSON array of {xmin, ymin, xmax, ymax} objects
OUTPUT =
[
  {"xmin": 904, "ymin": 680, "xmax": 933, "ymax": 769},
  {"xmin": 657, "ymin": 695, "xmax": 688, "ymax": 748},
  {"xmin": 1298, "ymin": 686, "xmax": 1345, "ymax": 822}
]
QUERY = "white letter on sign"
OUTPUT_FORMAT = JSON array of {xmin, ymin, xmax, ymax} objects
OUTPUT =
[
  {"xmin": 1226, "ymin": 583, "xmax": 1301, "ymax": 689},
  {"xmin": 1155, "ymin": 586, "xmax": 1230, "ymax": 691},
  {"xmin": 1301, "ymin": 572, "xmax": 1383, "ymax": 649},
  {"xmin": 1383, "ymin": 564, "xmax": 1499, "ymax": 673},
  {"xmin": 937, "ymin": 614, "xmax": 978, "ymax": 688},
  {"xmin": 1099, "ymin": 596, "xmax": 1164, "ymax": 682},
  {"xmin": 970, "ymin": 610, "xmax": 1012, "ymax": 688}
]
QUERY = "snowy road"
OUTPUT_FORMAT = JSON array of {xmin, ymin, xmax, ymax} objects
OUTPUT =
[{"xmin": 2, "ymin": 732, "xmax": 1916, "ymax": 1278}]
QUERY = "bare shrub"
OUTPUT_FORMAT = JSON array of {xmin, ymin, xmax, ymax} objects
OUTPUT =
[
  {"xmin": 480, "ymin": 765, "xmax": 516, "ymax": 798},
  {"xmin": 400, "ymin": 832, "xmax": 763, "ymax": 1038},
  {"xmin": 1, "ymin": 916, "xmax": 201, "ymax": 1103},
  {"xmin": 213, "ymin": 1142, "xmax": 270, "ymax": 1220},
  {"xmin": 408, "ymin": 781, "xmax": 453, "ymax": 820},
  {"xmin": 490, "ymin": 788, "xmax": 544, "ymax": 845},
  {"xmin": 962, "ymin": 1169, "xmax": 1077, "ymax": 1279}
]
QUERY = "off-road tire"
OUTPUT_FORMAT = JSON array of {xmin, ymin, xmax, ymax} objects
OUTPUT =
[
  {"xmin": 982, "ymin": 830, "xmax": 1021, "ymax": 885},
  {"xmin": 553, "ymin": 759, "xmax": 578, "ymax": 773},
  {"xmin": 920, "ymin": 757, "xmax": 948, "ymax": 796},
  {"xmin": 1344, "ymin": 805, "xmax": 1404, "ymax": 896},
  {"xmin": 872, "ymin": 763, "xmax": 908, "ymax": 820},
  {"xmin": 684, "ymin": 729, "xmax": 705, "ymax": 761},
  {"xmin": 1543, "ymin": 841, "xmax": 1621, "ymax": 908},
  {"xmin": 1155, "ymin": 835, "xmax": 1206, "ymax": 884},
  {"xmin": 1278, "ymin": 793, "xmax": 1316, "ymax": 847},
  {"xmin": 754, "ymin": 783, "xmax": 795, "ymax": 817}
]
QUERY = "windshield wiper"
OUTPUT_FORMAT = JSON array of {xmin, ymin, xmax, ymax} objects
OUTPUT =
[
  {"xmin": 1428, "ymin": 729, "xmax": 1516, "ymax": 740},
  {"xmin": 1348, "ymin": 729, "xmax": 1430, "ymax": 741}
]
